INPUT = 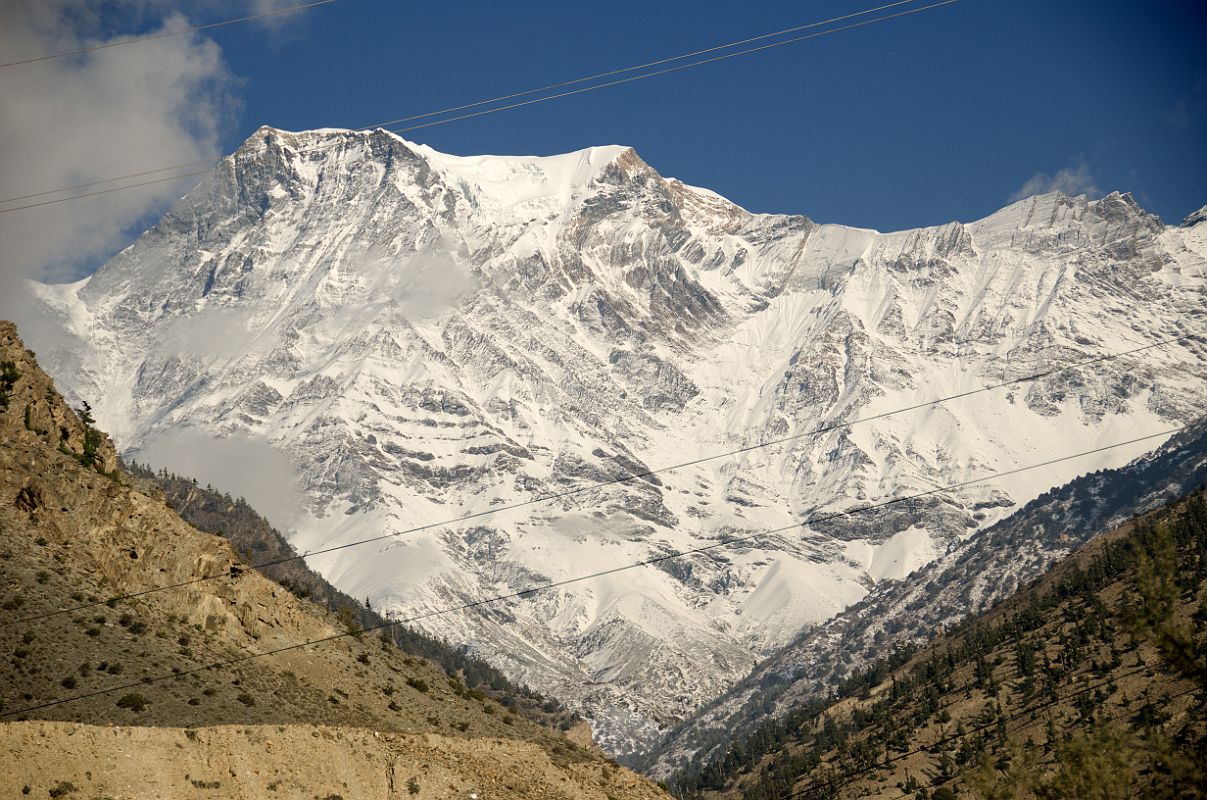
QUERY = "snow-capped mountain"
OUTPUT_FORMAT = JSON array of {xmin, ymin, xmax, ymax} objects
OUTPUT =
[{"xmin": 24, "ymin": 127, "xmax": 1207, "ymax": 757}]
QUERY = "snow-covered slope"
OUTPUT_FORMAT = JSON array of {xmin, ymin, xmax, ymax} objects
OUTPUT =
[
  {"xmin": 25, "ymin": 127, "xmax": 1207, "ymax": 757},
  {"xmin": 646, "ymin": 419, "xmax": 1207, "ymax": 779}
]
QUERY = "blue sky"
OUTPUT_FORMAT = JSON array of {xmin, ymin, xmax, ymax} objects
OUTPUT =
[
  {"xmin": 206, "ymin": 0, "xmax": 1207, "ymax": 230},
  {"xmin": 1, "ymin": 0, "xmax": 1205, "ymax": 297}
]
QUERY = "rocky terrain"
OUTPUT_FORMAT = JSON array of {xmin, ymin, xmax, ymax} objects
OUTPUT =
[
  {"xmin": 0, "ymin": 320, "xmax": 663, "ymax": 799},
  {"xmin": 1, "ymin": 722, "xmax": 652, "ymax": 800},
  {"xmin": 18, "ymin": 126, "xmax": 1207, "ymax": 754}
]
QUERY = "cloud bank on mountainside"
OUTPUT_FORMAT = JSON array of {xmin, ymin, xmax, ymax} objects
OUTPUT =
[{"xmin": 0, "ymin": 0, "xmax": 235, "ymax": 329}]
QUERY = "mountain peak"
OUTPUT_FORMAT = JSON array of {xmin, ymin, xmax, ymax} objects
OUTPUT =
[
  {"xmin": 1182, "ymin": 204, "xmax": 1207, "ymax": 227},
  {"xmin": 239, "ymin": 123, "xmax": 392, "ymax": 150},
  {"xmin": 238, "ymin": 124, "xmax": 639, "ymax": 184},
  {"xmin": 232, "ymin": 126, "xmax": 646, "ymax": 215},
  {"xmin": 410, "ymin": 139, "xmax": 637, "ymax": 195}
]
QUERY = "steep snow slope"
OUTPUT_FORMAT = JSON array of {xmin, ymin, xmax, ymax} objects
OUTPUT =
[
  {"xmin": 647, "ymin": 419, "xmax": 1207, "ymax": 778},
  {"xmin": 25, "ymin": 127, "xmax": 1207, "ymax": 757}
]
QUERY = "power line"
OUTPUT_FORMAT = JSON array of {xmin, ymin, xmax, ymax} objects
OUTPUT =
[
  {"xmin": 0, "ymin": 170, "xmax": 215, "ymax": 213},
  {"xmin": 362, "ymin": 0, "xmax": 933, "ymax": 133},
  {"xmin": 387, "ymin": 0, "xmax": 961, "ymax": 135},
  {"xmin": 278, "ymin": 335, "xmax": 1193, "ymax": 564},
  {"xmin": 0, "ymin": 0, "xmax": 932, "ymax": 206},
  {"xmin": 0, "ymin": 0, "xmax": 960, "ymax": 213},
  {"xmin": 1, "ymin": 425, "xmax": 1191, "ymax": 720},
  {"xmin": 0, "ymin": 0, "xmax": 342, "ymax": 70},
  {"xmin": 21, "ymin": 334, "xmax": 1205, "ymax": 621},
  {"xmin": 9, "ymin": 332, "xmax": 1196, "ymax": 628}
]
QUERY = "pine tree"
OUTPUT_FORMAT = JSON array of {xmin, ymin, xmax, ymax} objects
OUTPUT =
[
  {"xmin": 75, "ymin": 401, "xmax": 102, "ymax": 468},
  {"xmin": 0, "ymin": 359, "xmax": 17, "ymax": 408}
]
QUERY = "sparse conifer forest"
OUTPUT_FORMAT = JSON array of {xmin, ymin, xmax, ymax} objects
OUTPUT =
[{"xmin": 674, "ymin": 491, "xmax": 1207, "ymax": 799}]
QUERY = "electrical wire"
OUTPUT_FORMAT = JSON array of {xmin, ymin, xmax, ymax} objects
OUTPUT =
[
  {"xmin": 387, "ymin": 0, "xmax": 960, "ymax": 136},
  {"xmin": 8, "ymin": 332, "xmax": 1196, "ymax": 628},
  {"xmin": 0, "ymin": 0, "xmax": 932, "ymax": 205},
  {"xmin": 0, "ymin": 0, "xmax": 961, "ymax": 213},
  {"xmin": 1, "ymin": 425, "xmax": 1192, "ymax": 719}
]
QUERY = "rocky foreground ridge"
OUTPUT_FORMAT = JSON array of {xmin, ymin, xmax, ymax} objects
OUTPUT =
[{"xmin": 0, "ymin": 320, "xmax": 663, "ymax": 799}]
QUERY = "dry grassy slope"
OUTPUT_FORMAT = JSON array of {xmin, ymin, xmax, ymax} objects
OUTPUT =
[
  {"xmin": 0, "ymin": 321, "xmax": 664, "ymax": 799},
  {"xmin": 694, "ymin": 490, "xmax": 1206, "ymax": 800}
]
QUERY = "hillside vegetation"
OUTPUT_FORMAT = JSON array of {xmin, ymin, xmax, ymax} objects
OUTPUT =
[
  {"xmin": 0, "ymin": 321, "xmax": 662, "ymax": 799},
  {"xmin": 677, "ymin": 488, "xmax": 1207, "ymax": 799}
]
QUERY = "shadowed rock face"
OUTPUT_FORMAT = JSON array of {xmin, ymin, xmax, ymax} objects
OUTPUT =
[{"xmin": 21, "ymin": 127, "xmax": 1207, "ymax": 758}]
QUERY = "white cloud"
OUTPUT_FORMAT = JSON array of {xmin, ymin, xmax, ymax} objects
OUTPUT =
[
  {"xmin": 0, "ymin": 0, "xmax": 237, "ymax": 320},
  {"xmin": 383, "ymin": 252, "xmax": 478, "ymax": 323},
  {"xmin": 132, "ymin": 428, "xmax": 303, "ymax": 531},
  {"xmin": 1009, "ymin": 158, "xmax": 1102, "ymax": 203},
  {"xmin": 249, "ymin": 0, "xmax": 321, "ymax": 32},
  {"xmin": 345, "ymin": 243, "xmax": 479, "ymax": 323},
  {"xmin": 0, "ymin": 2, "xmax": 313, "ymax": 527}
]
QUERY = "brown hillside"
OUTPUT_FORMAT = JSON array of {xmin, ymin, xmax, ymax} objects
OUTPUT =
[{"xmin": 0, "ymin": 321, "xmax": 664, "ymax": 799}]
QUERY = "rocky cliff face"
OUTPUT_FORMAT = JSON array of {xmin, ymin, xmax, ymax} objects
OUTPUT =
[
  {"xmin": 21, "ymin": 127, "xmax": 1207, "ymax": 756},
  {"xmin": 0, "ymin": 323, "xmax": 117, "ymax": 474}
]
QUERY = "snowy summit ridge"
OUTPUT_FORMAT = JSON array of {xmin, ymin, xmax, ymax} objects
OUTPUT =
[{"xmin": 25, "ymin": 126, "xmax": 1207, "ymax": 758}]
